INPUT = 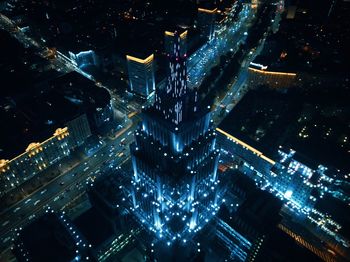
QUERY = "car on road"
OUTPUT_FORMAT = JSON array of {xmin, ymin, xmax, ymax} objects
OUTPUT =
[
  {"xmin": 1, "ymin": 220, "xmax": 10, "ymax": 227},
  {"xmin": 40, "ymin": 189, "xmax": 47, "ymax": 195},
  {"xmin": 119, "ymin": 138, "xmax": 126, "ymax": 146},
  {"xmin": 60, "ymin": 181, "xmax": 65, "ymax": 186},
  {"xmin": 33, "ymin": 200, "xmax": 40, "ymax": 206},
  {"xmin": 13, "ymin": 207, "xmax": 21, "ymax": 213},
  {"xmin": 24, "ymin": 198, "xmax": 32, "ymax": 204},
  {"xmin": 2, "ymin": 237, "xmax": 11, "ymax": 244}
]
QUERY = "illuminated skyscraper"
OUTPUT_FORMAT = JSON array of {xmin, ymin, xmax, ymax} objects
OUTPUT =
[
  {"xmin": 164, "ymin": 30, "xmax": 187, "ymax": 57},
  {"xmin": 126, "ymin": 54, "xmax": 155, "ymax": 98},
  {"xmin": 197, "ymin": 7, "xmax": 217, "ymax": 41},
  {"xmin": 129, "ymin": 32, "xmax": 222, "ymax": 241}
]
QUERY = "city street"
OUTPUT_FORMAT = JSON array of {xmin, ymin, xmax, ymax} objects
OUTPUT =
[
  {"xmin": 0, "ymin": 119, "xmax": 138, "ymax": 252},
  {"xmin": 0, "ymin": 0, "xmax": 256, "ymax": 244},
  {"xmin": 0, "ymin": 3, "xmax": 264, "ymax": 258},
  {"xmin": 1, "ymin": 1, "xmax": 349, "ymax": 261},
  {"xmin": 187, "ymin": 4, "xmax": 252, "ymax": 89}
]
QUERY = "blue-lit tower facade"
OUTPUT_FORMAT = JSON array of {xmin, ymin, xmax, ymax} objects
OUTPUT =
[{"xmin": 129, "ymin": 32, "xmax": 222, "ymax": 241}]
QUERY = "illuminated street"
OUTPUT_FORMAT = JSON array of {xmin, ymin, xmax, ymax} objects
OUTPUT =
[{"xmin": 1, "ymin": 0, "xmax": 349, "ymax": 261}]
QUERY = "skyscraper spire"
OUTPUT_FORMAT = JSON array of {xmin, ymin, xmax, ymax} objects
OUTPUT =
[
  {"xmin": 128, "ymin": 29, "xmax": 222, "ymax": 241},
  {"xmin": 166, "ymin": 31, "xmax": 187, "ymax": 96},
  {"xmin": 154, "ymin": 31, "xmax": 199, "ymax": 125}
]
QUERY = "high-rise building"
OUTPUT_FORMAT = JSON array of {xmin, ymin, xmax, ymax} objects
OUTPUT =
[
  {"xmin": 270, "ymin": 148, "xmax": 320, "ymax": 210},
  {"xmin": 66, "ymin": 113, "xmax": 92, "ymax": 148},
  {"xmin": 216, "ymin": 125, "xmax": 321, "ymax": 212},
  {"xmin": 197, "ymin": 7, "xmax": 217, "ymax": 41},
  {"xmin": 129, "ymin": 32, "xmax": 222, "ymax": 241},
  {"xmin": 126, "ymin": 54, "xmax": 155, "ymax": 98},
  {"xmin": 164, "ymin": 30, "xmax": 187, "ymax": 57}
]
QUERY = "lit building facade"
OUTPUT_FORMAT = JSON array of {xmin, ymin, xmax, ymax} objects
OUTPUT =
[
  {"xmin": 0, "ymin": 128, "xmax": 70, "ymax": 196},
  {"xmin": 164, "ymin": 30, "xmax": 187, "ymax": 57},
  {"xmin": 0, "ymin": 71, "xmax": 115, "ymax": 196},
  {"xmin": 197, "ymin": 7, "xmax": 217, "ymax": 41},
  {"xmin": 89, "ymin": 101, "xmax": 117, "ymax": 135},
  {"xmin": 66, "ymin": 113, "xmax": 92, "ymax": 148},
  {"xmin": 129, "ymin": 32, "xmax": 222, "ymax": 241},
  {"xmin": 0, "ymin": 114, "xmax": 92, "ymax": 196},
  {"xmin": 216, "ymin": 128, "xmax": 323, "ymax": 211},
  {"xmin": 269, "ymin": 148, "xmax": 320, "ymax": 210},
  {"xmin": 216, "ymin": 128, "xmax": 275, "ymax": 177},
  {"xmin": 69, "ymin": 50, "xmax": 98, "ymax": 68},
  {"xmin": 247, "ymin": 65, "xmax": 297, "ymax": 89},
  {"xmin": 126, "ymin": 54, "xmax": 155, "ymax": 98},
  {"xmin": 214, "ymin": 218, "xmax": 257, "ymax": 261}
]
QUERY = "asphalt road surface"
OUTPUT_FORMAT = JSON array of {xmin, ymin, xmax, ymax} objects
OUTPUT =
[{"xmin": 0, "ymin": 121, "xmax": 138, "ymax": 251}]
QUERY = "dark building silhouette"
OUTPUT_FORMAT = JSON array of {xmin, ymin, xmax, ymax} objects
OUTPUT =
[{"xmin": 13, "ymin": 211, "xmax": 96, "ymax": 262}]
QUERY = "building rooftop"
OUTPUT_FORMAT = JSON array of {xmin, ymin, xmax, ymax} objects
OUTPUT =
[
  {"xmin": 74, "ymin": 207, "xmax": 116, "ymax": 248},
  {"xmin": 13, "ymin": 212, "xmax": 88, "ymax": 262},
  {"xmin": 88, "ymin": 171, "xmax": 126, "ymax": 208},
  {"xmin": 236, "ymin": 190, "xmax": 283, "ymax": 231}
]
